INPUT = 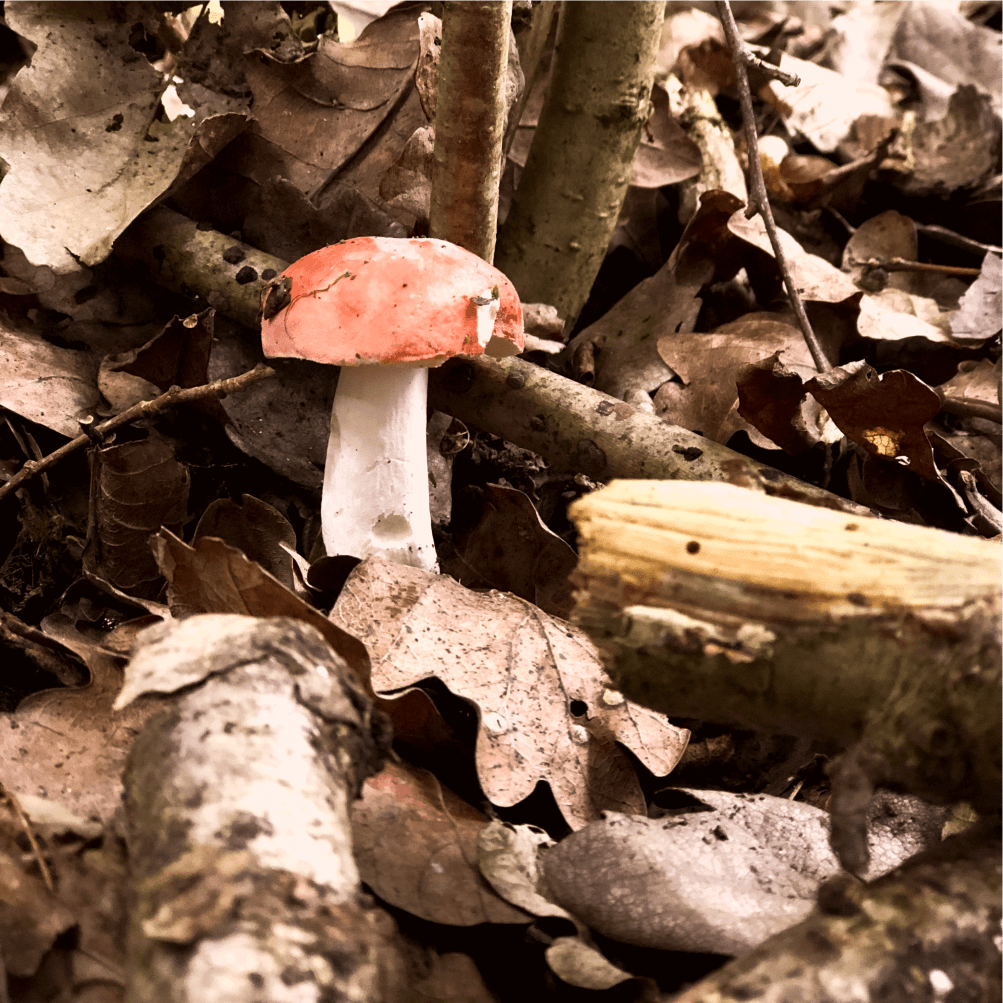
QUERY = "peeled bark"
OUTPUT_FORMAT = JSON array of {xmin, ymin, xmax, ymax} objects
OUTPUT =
[{"xmin": 119, "ymin": 615, "xmax": 401, "ymax": 1003}]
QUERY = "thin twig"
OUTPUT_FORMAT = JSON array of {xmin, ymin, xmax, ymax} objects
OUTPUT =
[
  {"xmin": 826, "ymin": 206, "xmax": 856, "ymax": 235},
  {"xmin": 0, "ymin": 363, "xmax": 274, "ymax": 503},
  {"xmin": 740, "ymin": 44, "xmax": 800, "ymax": 88},
  {"xmin": 917, "ymin": 224, "xmax": 1002, "ymax": 258},
  {"xmin": 939, "ymin": 396, "xmax": 1003, "ymax": 424},
  {"xmin": 716, "ymin": 0, "xmax": 830, "ymax": 373},
  {"xmin": 859, "ymin": 257, "xmax": 982, "ymax": 279},
  {"xmin": 76, "ymin": 946, "xmax": 126, "ymax": 983},
  {"xmin": 0, "ymin": 783, "xmax": 54, "ymax": 893}
]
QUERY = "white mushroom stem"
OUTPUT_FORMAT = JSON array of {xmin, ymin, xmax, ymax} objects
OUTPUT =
[{"xmin": 323, "ymin": 363, "xmax": 438, "ymax": 572}]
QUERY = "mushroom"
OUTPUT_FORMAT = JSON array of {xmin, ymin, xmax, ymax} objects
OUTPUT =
[{"xmin": 260, "ymin": 237, "xmax": 524, "ymax": 572}]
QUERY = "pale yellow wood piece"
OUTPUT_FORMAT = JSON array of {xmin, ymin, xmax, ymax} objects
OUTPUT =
[{"xmin": 570, "ymin": 481, "xmax": 1001, "ymax": 608}]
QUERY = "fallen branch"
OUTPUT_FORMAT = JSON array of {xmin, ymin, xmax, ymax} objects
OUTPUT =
[
  {"xmin": 0, "ymin": 363, "xmax": 274, "ymax": 503},
  {"xmin": 118, "ymin": 615, "xmax": 402, "ymax": 1002},
  {"xmin": 427, "ymin": 354, "xmax": 870, "ymax": 514},
  {"xmin": 113, "ymin": 207, "xmax": 869, "ymax": 517},
  {"xmin": 672, "ymin": 824, "xmax": 1001, "ymax": 1003},
  {"xmin": 568, "ymin": 480, "xmax": 1001, "ymax": 871}
]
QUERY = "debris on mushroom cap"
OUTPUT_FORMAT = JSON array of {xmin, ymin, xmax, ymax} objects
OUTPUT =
[{"xmin": 260, "ymin": 237, "xmax": 524, "ymax": 366}]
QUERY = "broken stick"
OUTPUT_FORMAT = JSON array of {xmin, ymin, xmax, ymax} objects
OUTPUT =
[{"xmin": 568, "ymin": 480, "xmax": 1001, "ymax": 869}]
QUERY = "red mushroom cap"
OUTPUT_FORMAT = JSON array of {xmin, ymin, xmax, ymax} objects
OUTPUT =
[{"xmin": 260, "ymin": 237, "xmax": 524, "ymax": 366}]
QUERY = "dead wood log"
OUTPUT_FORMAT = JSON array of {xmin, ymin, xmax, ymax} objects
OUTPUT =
[
  {"xmin": 116, "ymin": 615, "xmax": 402, "ymax": 1003},
  {"xmin": 568, "ymin": 480, "xmax": 1001, "ymax": 871},
  {"xmin": 669, "ymin": 820, "xmax": 1002, "ymax": 1003}
]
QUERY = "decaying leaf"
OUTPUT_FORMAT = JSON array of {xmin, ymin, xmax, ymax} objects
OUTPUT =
[
  {"xmin": 762, "ymin": 48, "xmax": 894, "ymax": 153},
  {"xmin": 0, "ymin": 849, "xmax": 76, "ymax": 979},
  {"xmin": 727, "ymin": 211, "xmax": 858, "ymax": 309},
  {"xmin": 542, "ymin": 809, "xmax": 819, "ymax": 956},
  {"xmin": 476, "ymin": 819, "xmax": 638, "ymax": 990},
  {"xmin": 545, "ymin": 937, "xmax": 633, "ymax": 991},
  {"xmin": 0, "ymin": 5, "xmax": 247, "ymax": 274},
  {"xmin": 806, "ymin": 362, "xmax": 941, "ymax": 480},
  {"xmin": 735, "ymin": 350, "xmax": 830, "ymax": 455},
  {"xmin": 84, "ymin": 436, "xmax": 190, "ymax": 592},
  {"xmin": 631, "ymin": 80, "xmax": 703, "ymax": 189},
  {"xmin": 937, "ymin": 358, "xmax": 1002, "ymax": 410},
  {"xmin": 884, "ymin": 2, "xmax": 1002, "ymax": 119},
  {"xmin": 538, "ymin": 787, "xmax": 946, "ymax": 957},
  {"xmin": 351, "ymin": 759, "xmax": 529, "ymax": 926},
  {"xmin": 856, "ymin": 290, "xmax": 954, "ymax": 344},
  {"xmin": 151, "ymin": 529, "xmax": 370, "ymax": 687},
  {"xmin": 842, "ymin": 210, "xmax": 918, "ymax": 288},
  {"xmin": 455, "ymin": 484, "xmax": 577, "ymax": 619},
  {"xmin": 207, "ymin": 329, "xmax": 333, "ymax": 491},
  {"xmin": 330, "ymin": 557, "xmax": 689, "ymax": 829},
  {"xmin": 655, "ymin": 314, "xmax": 822, "ymax": 448},
  {"xmin": 192, "ymin": 495, "xmax": 298, "ymax": 591},
  {"xmin": 729, "ymin": 208, "xmax": 953, "ymax": 346},
  {"xmin": 0, "ymin": 323, "xmax": 101, "ymax": 438},
  {"xmin": 378, "ymin": 125, "xmax": 435, "ymax": 224},
  {"xmin": 563, "ymin": 189, "xmax": 745, "ymax": 402},
  {"xmin": 477, "ymin": 819, "xmax": 567, "ymax": 920},
  {"xmin": 951, "ymin": 252, "xmax": 1003, "ymax": 344},
  {"xmin": 895, "ymin": 85, "xmax": 1001, "ymax": 197},
  {"xmin": 672, "ymin": 824, "xmax": 1001, "ymax": 1003},
  {"xmin": 406, "ymin": 950, "xmax": 497, "ymax": 1003},
  {"xmin": 0, "ymin": 621, "xmax": 162, "ymax": 824},
  {"xmin": 239, "ymin": 7, "xmax": 422, "ymax": 196},
  {"xmin": 98, "ymin": 311, "xmax": 218, "ymax": 415},
  {"xmin": 242, "ymin": 176, "xmax": 407, "ymax": 263}
]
